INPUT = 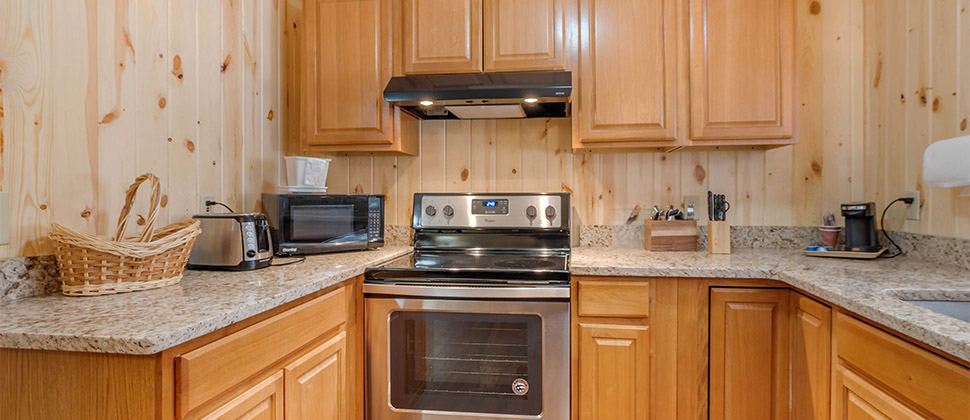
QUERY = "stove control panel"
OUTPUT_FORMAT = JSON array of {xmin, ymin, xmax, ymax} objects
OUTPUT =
[{"xmin": 414, "ymin": 193, "xmax": 569, "ymax": 229}]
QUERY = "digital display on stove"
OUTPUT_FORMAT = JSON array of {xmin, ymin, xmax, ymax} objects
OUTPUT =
[{"xmin": 472, "ymin": 199, "xmax": 509, "ymax": 215}]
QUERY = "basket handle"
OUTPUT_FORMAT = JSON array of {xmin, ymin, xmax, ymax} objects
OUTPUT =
[{"xmin": 114, "ymin": 173, "xmax": 162, "ymax": 242}]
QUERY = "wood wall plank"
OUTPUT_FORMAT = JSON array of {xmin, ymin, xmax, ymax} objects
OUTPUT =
[
  {"xmin": 444, "ymin": 120, "xmax": 471, "ymax": 192},
  {"xmin": 197, "ymin": 0, "xmax": 223, "ymax": 213},
  {"xmin": 168, "ymin": 0, "xmax": 199, "ymax": 220},
  {"xmin": 134, "ymin": 0, "xmax": 170, "ymax": 225}
]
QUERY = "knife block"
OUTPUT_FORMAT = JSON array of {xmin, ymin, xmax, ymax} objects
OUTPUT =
[
  {"xmin": 644, "ymin": 220, "xmax": 698, "ymax": 251},
  {"xmin": 707, "ymin": 221, "xmax": 731, "ymax": 254}
]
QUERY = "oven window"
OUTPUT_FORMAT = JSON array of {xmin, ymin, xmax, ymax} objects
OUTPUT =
[
  {"xmin": 288, "ymin": 204, "xmax": 356, "ymax": 242},
  {"xmin": 388, "ymin": 311, "xmax": 543, "ymax": 416}
]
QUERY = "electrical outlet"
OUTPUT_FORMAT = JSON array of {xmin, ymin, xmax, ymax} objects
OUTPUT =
[
  {"xmin": 684, "ymin": 195, "xmax": 705, "ymax": 221},
  {"xmin": 905, "ymin": 191, "xmax": 920, "ymax": 220},
  {"xmin": 0, "ymin": 192, "xmax": 9, "ymax": 245},
  {"xmin": 201, "ymin": 195, "xmax": 215, "ymax": 214}
]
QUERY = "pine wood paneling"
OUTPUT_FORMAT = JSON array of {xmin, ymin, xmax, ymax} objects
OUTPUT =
[
  {"xmin": 3, "ymin": 0, "xmax": 969, "ymax": 257},
  {"xmin": 863, "ymin": 0, "xmax": 970, "ymax": 238},
  {"xmin": 0, "ymin": 0, "xmax": 287, "ymax": 257}
]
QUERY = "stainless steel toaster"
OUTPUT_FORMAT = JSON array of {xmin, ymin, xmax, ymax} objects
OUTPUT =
[{"xmin": 187, "ymin": 213, "xmax": 273, "ymax": 271}]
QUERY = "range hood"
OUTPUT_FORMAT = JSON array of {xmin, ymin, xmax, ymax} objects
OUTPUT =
[{"xmin": 383, "ymin": 71, "xmax": 571, "ymax": 120}]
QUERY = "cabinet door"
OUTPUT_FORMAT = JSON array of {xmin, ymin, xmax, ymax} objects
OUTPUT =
[
  {"xmin": 792, "ymin": 293, "xmax": 832, "ymax": 420},
  {"xmin": 303, "ymin": 0, "xmax": 417, "ymax": 154},
  {"xmin": 198, "ymin": 372, "xmax": 284, "ymax": 420},
  {"xmin": 483, "ymin": 0, "xmax": 564, "ymax": 72},
  {"xmin": 578, "ymin": 323, "xmax": 650, "ymax": 420},
  {"xmin": 833, "ymin": 365, "xmax": 928, "ymax": 420},
  {"xmin": 689, "ymin": 0, "xmax": 795, "ymax": 140},
  {"xmin": 573, "ymin": 0, "xmax": 679, "ymax": 148},
  {"xmin": 402, "ymin": 0, "xmax": 482, "ymax": 74},
  {"xmin": 284, "ymin": 331, "xmax": 348, "ymax": 420},
  {"xmin": 710, "ymin": 288, "xmax": 790, "ymax": 420}
]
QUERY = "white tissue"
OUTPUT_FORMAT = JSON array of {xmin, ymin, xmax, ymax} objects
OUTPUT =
[{"xmin": 922, "ymin": 135, "xmax": 970, "ymax": 188}]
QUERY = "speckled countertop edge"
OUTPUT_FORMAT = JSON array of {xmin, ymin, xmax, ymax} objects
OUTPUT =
[
  {"xmin": 2, "ymin": 245, "xmax": 968, "ymax": 362},
  {"xmin": 571, "ymin": 247, "xmax": 970, "ymax": 362},
  {"xmin": 0, "ymin": 246, "xmax": 412, "ymax": 355}
]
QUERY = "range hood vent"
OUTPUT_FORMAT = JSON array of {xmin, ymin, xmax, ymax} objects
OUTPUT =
[{"xmin": 383, "ymin": 71, "xmax": 571, "ymax": 120}]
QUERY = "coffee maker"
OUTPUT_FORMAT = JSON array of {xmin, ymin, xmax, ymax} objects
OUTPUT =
[{"xmin": 841, "ymin": 202, "xmax": 879, "ymax": 252}]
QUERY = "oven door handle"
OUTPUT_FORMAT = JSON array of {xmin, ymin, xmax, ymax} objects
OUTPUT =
[{"xmin": 362, "ymin": 283, "xmax": 570, "ymax": 299}]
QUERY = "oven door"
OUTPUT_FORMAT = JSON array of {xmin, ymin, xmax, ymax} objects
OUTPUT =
[
  {"xmin": 366, "ymin": 297, "xmax": 568, "ymax": 420},
  {"xmin": 277, "ymin": 195, "xmax": 379, "ymax": 253}
]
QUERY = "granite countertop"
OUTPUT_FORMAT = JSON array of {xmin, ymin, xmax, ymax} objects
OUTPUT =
[
  {"xmin": 0, "ymin": 246, "xmax": 412, "ymax": 355},
  {"xmin": 572, "ymin": 247, "xmax": 970, "ymax": 362},
  {"xmin": 1, "ymin": 245, "xmax": 967, "ymax": 362}
]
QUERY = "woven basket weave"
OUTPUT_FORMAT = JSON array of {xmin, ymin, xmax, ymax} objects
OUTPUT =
[{"xmin": 49, "ymin": 174, "xmax": 201, "ymax": 296}]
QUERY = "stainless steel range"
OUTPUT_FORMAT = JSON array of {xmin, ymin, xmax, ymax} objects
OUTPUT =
[{"xmin": 364, "ymin": 193, "xmax": 570, "ymax": 420}]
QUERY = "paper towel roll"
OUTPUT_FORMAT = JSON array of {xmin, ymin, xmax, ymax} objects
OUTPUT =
[{"xmin": 922, "ymin": 135, "xmax": 970, "ymax": 188}]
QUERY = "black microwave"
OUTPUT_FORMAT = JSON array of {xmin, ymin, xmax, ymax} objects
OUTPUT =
[{"xmin": 262, "ymin": 193, "xmax": 384, "ymax": 256}]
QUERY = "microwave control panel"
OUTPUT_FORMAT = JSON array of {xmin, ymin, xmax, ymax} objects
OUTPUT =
[
  {"xmin": 415, "ymin": 193, "xmax": 568, "ymax": 229},
  {"xmin": 367, "ymin": 197, "xmax": 383, "ymax": 240}
]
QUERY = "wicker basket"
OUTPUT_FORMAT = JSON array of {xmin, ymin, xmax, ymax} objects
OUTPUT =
[{"xmin": 49, "ymin": 174, "xmax": 201, "ymax": 296}]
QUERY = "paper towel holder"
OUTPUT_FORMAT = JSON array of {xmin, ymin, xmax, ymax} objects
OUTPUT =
[{"xmin": 922, "ymin": 135, "xmax": 970, "ymax": 197}]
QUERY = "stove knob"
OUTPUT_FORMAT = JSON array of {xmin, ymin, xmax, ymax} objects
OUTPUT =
[
  {"xmin": 545, "ymin": 206, "xmax": 557, "ymax": 220},
  {"xmin": 443, "ymin": 205, "xmax": 455, "ymax": 217},
  {"xmin": 526, "ymin": 205, "xmax": 538, "ymax": 219},
  {"xmin": 425, "ymin": 205, "xmax": 437, "ymax": 217}
]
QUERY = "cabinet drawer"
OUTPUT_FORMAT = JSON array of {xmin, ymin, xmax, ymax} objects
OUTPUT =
[
  {"xmin": 577, "ymin": 280, "xmax": 650, "ymax": 318},
  {"xmin": 835, "ymin": 313, "xmax": 969, "ymax": 420},
  {"xmin": 176, "ymin": 287, "xmax": 347, "ymax": 418}
]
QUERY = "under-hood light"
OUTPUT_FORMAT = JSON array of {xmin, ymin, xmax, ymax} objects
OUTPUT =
[
  {"xmin": 524, "ymin": 98, "xmax": 539, "ymax": 103},
  {"xmin": 420, "ymin": 100, "xmax": 434, "ymax": 106}
]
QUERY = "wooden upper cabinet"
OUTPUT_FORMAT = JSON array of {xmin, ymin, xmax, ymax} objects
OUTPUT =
[
  {"xmin": 483, "ymin": 0, "xmax": 565, "ymax": 72},
  {"xmin": 402, "ymin": 0, "xmax": 483, "ymax": 74},
  {"xmin": 303, "ymin": 0, "xmax": 418, "ymax": 154},
  {"xmin": 710, "ymin": 288, "xmax": 791, "ymax": 420},
  {"xmin": 573, "ymin": 0, "xmax": 679, "ymax": 148},
  {"xmin": 689, "ymin": 0, "xmax": 795, "ymax": 140}
]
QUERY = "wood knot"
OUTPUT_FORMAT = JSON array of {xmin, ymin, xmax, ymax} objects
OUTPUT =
[
  {"xmin": 221, "ymin": 54, "xmax": 232, "ymax": 73},
  {"xmin": 353, "ymin": 184, "xmax": 364, "ymax": 194},
  {"xmin": 919, "ymin": 95, "xmax": 927, "ymax": 106},
  {"xmin": 136, "ymin": 215, "xmax": 146, "ymax": 226},
  {"xmin": 172, "ymin": 55, "xmax": 184, "ymax": 80},
  {"xmin": 899, "ymin": 94, "xmax": 906, "ymax": 103},
  {"xmin": 158, "ymin": 97, "xmax": 167, "ymax": 108},
  {"xmin": 660, "ymin": 155, "xmax": 667, "ymax": 161},
  {"xmin": 160, "ymin": 195, "xmax": 168, "ymax": 208},
  {"xmin": 185, "ymin": 139, "xmax": 195, "ymax": 152},
  {"xmin": 511, "ymin": 168, "xmax": 517, "ymax": 174},
  {"xmin": 932, "ymin": 97, "xmax": 940, "ymax": 112},
  {"xmin": 101, "ymin": 112, "xmax": 117, "ymax": 124},
  {"xmin": 810, "ymin": 161, "xmax": 822, "ymax": 175},
  {"xmin": 266, "ymin": 109, "xmax": 274, "ymax": 121},
  {"xmin": 39, "ymin": 204, "xmax": 48, "ymax": 210},
  {"xmin": 460, "ymin": 168, "xmax": 469, "ymax": 181},
  {"xmin": 80, "ymin": 209, "xmax": 92, "ymax": 218},
  {"xmin": 694, "ymin": 165, "xmax": 707, "ymax": 183},
  {"xmin": 961, "ymin": 118, "xmax": 967, "ymax": 131},
  {"xmin": 809, "ymin": 1, "xmax": 821, "ymax": 15}
]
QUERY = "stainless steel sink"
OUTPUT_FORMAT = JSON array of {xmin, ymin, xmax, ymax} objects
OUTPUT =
[{"xmin": 902, "ymin": 300, "xmax": 970, "ymax": 323}]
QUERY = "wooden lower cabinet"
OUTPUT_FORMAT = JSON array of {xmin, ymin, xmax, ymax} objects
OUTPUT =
[
  {"xmin": 573, "ymin": 277, "xmax": 677, "ymax": 420},
  {"xmin": 578, "ymin": 323, "xmax": 650, "ymax": 419},
  {"xmin": 833, "ymin": 365, "xmax": 928, "ymax": 420},
  {"xmin": 710, "ymin": 287, "xmax": 791, "ymax": 420},
  {"xmin": 833, "ymin": 313, "xmax": 970, "ymax": 420},
  {"xmin": 284, "ymin": 331, "xmax": 349, "ymax": 420},
  {"xmin": 792, "ymin": 292, "xmax": 833, "ymax": 420},
  {"xmin": 198, "ymin": 372, "xmax": 285, "ymax": 420}
]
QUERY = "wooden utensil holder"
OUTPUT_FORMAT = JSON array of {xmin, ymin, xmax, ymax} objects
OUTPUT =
[
  {"xmin": 644, "ymin": 220, "xmax": 698, "ymax": 251},
  {"xmin": 707, "ymin": 221, "xmax": 731, "ymax": 254}
]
